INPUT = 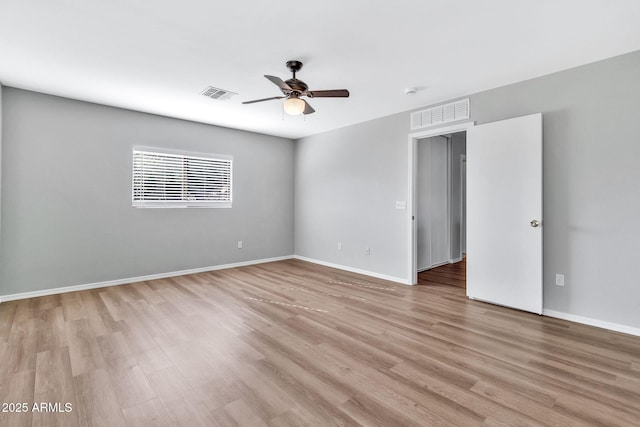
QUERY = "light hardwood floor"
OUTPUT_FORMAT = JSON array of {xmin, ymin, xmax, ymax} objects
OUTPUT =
[{"xmin": 1, "ymin": 259, "xmax": 639, "ymax": 426}]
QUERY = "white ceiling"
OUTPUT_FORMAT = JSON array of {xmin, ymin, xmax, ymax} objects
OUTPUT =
[{"xmin": 1, "ymin": 0, "xmax": 639, "ymax": 139}]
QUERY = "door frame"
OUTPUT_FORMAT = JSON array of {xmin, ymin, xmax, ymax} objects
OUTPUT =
[{"xmin": 407, "ymin": 121, "xmax": 475, "ymax": 284}]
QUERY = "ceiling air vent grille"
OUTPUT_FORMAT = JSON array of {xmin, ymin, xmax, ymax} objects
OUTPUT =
[
  {"xmin": 410, "ymin": 98, "xmax": 470, "ymax": 130},
  {"xmin": 200, "ymin": 86, "xmax": 237, "ymax": 101}
]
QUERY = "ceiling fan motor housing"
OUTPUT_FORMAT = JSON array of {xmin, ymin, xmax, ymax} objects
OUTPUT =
[{"xmin": 283, "ymin": 79, "xmax": 308, "ymax": 95}]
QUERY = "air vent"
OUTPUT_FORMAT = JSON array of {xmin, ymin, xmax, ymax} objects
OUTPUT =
[
  {"xmin": 200, "ymin": 86, "xmax": 237, "ymax": 101},
  {"xmin": 410, "ymin": 98, "xmax": 470, "ymax": 130}
]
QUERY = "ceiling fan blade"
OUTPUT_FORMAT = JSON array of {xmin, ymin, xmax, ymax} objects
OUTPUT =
[
  {"xmin": 242, "ymin": 96, "xmax": 285, "ymax": 105},
  {"xmin": 307, "ymin": 89, "xmax": 350, "ymax": 98},
  {"xmin": 265, "ymin": 75, "xmax": 292, "ymax": 92},
  {"xmin": 303, "ymin": 100, "xmax": 315, "ymax": 115}
]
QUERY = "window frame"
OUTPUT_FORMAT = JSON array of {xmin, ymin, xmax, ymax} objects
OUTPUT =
[{"xmin": 131, "ymin": 146, "xmax": 233, "ymax": 209}]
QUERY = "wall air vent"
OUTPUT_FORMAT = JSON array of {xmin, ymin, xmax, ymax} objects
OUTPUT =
[
  {"xmin": 200, "ymin": 86, "xmax": 237, "ymax": 101},
  {"xmin": 410, "ymin": 98, "xmax": 470, "ymax": 130}
]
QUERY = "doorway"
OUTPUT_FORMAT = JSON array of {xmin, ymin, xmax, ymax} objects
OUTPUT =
[
  {"xmin": 407, "ymin": 121, "xmax": 475, "ymax": 285},
  {"xmin": 416, "ymin": 132, "xmax": 467, "ymax": 287}
]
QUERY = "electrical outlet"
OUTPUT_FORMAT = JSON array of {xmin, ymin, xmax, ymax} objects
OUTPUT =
[
  {"xmin": 395, "ymin": 201, "xmax": 407, "ymax": 210},
  {"xmin": 237, "ymin": 240, "xmax": 243, "ymax": 249},
  {"xmin": 555, "ymin": 274, "xmax": 564, "ymax": 286},
  {"xmin": 365, "ymin": 247, "xmax": 371, "ymax": 255},
  {"xmin": 338, "ymin": 242, "xmax": 342, "ymax": 251}
]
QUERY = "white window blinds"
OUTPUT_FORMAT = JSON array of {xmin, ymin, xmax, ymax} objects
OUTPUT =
[{"xmin": 132, "ymin": 149, "xmax": 232, "ymax": 208}]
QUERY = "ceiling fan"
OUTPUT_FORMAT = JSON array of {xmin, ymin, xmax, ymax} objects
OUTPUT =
[{"xmin": 243, "ymin": 60, "xmax": 350, "ymax": 115}]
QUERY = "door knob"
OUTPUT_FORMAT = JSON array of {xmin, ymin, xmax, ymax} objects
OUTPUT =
[{"xmin": 530, "ymin": 219, "xmax": 540, "ymax": 228}]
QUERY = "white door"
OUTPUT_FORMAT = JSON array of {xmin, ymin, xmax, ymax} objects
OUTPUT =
[{"xmin": 466, "ymin": 113, "xmax": 543, "ymax": 314}]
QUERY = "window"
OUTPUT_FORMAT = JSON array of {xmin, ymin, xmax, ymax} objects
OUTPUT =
[{"xmin": 132, "ymin": 148, "xmax": 232, "ymax": 208}]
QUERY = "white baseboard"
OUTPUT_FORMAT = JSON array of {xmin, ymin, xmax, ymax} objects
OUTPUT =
[
  {"xmin": 543, "ymin": 309, "xmax": 640, "ymax": 337},
  {"xmin": 293, "ymin": 255, "xmax": 411, "ymax": 285},
  {"xmin": 0, "ymin": 255, "xmax": 294, "ymax": 303}
]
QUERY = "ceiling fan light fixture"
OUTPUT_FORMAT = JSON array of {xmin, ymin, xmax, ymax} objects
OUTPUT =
[{"xmin": 283, "ymin": 97, "xmax": 305, "ymax": 115}]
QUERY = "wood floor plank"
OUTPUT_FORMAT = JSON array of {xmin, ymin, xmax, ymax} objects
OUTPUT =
[
  {"xmin": 217, "ymin": 399, "xmax": 271, "ymax": 427},
  {"xmin": 233, "ymin": 363, "xmax": 296, "ymax": 420},
  {"xmin": 60, "ymin": 292, "xmax": 87, "ymax": 322},
  {"xmin": 1, "ymin": 318, "xmax": 38, "ymax": 377},
  {"xmin": 33, "ymin": 294, "xmax": 60, "ymax": 313},
  {"xmin": 243, "ymin": 339, "xmax": 360, "ymax": 425},
  {"xmin": 469, "ymin": 381, "xmax": 580, "ymax": 426},
  {"xmin": 80, "ymin": 291, "xmax": 114, "ymax": 337},
  {"xmin": 390, "ymin": 360, "xmax": 545, "ymax": 426},
  {"xmin": 128, "ymin": 281, "xmax": 166, "ymax": 305},
  {"xmin": 13, "ymin": 299, "xmax": 38, "ymax": 324},
  {"xmin": 317, "ymin": 341, "xmax": 484, "ymax": 426},
  {"xmin": 65, "ymin": 319, "xmax": 105, "ymax": 377},
  {"xmin": 161, "ymin": 341, "xmax": 225, "ymax": 388},
  {"xmin": 135, "ymin": 347, "xmax": 173, "ymax": 375},
  {"xmin": 0, "ymin": 259, "xmax": 639, "ymax": 425},
  {"xmin": 36, "ymin": 307, "xmax": 67, "ymax": 353},
  {"xmin": 243, "ymin": 336, "xmax": 353, "ymax": 407},
  {"xmin": 159, "ymin": 395, "xmax": 218, "ymax": 427},
  {"xmin": 267, "ymin": 408, "xmax": 314, "ymax": 427},
  {"xmin": 0, "ymin": 370, "xmax": 36, "ymax": 427},
  {"xmin": 122, "ymin": 398, "xmax": 172, "ymax": 427},
  {"xmin": 147, "ymin": 366, "xmax": 220, "ymax": 426},
  {"xmin": 33, "ymin": 348, "xmax": 78, "ymax": 427},
  {"xmin": 73, "ymin": 368, "xmax": 126, "ymax": 427},
  {"xmin": 0, "ymin": 302, "xmax": 17, "ymax": 343},
  {"xmin": 105, "ymin": 356, "xmax": 157, "ymax": 410},
  {"xmin": 338, "ymin": 393, "xmax": 430, "ymax": 427},
  {"xmin": 98, "ymin": 289, "xmax": 131, "ymax": 322}
]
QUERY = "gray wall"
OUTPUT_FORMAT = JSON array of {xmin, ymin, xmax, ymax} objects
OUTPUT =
[
  {"xmin": 294, "ymin": 115, "xmax": 409, "ymax": 280},
  {"xmin": 0, "ymin": 88, "xmax": 295, "ymax": 296},
  {"xmin": 295, "ymin": 50, "xmax": 640, "ymax": 329}
]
